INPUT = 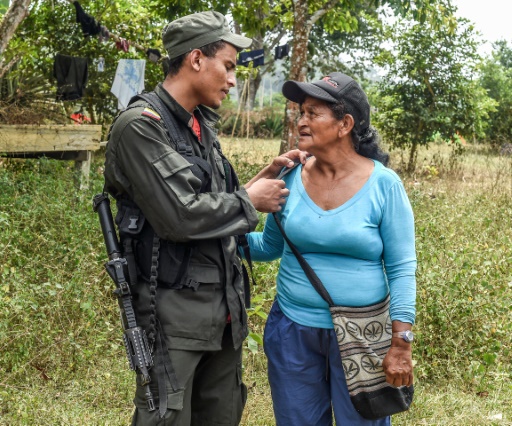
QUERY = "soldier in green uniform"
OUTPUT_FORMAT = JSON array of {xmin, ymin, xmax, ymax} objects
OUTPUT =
[{"xmin": 104, "ymin": 10, "xmax": 302, "ymax": 426}]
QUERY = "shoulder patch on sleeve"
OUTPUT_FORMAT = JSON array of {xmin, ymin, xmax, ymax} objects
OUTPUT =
[{"xmin": 141, "ymin": 108, "xmax": 161, "ymax": 121}]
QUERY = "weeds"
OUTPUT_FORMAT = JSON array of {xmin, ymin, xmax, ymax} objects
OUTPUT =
[{"xmin": 1, "ymin": 142, "xmax": 512, "ymax": 425}]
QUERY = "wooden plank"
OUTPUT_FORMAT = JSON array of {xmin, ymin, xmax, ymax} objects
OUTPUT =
[
  {"xmin": 4, "ymin": 150, "xmax": 90, "ymax": 160},
  {"xmin": 0, "ymin": 124, "xmax": 102, "ymax": 152}
]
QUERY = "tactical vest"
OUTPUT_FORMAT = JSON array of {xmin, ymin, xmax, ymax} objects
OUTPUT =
[{"xmin": 113, "ymin": 91, "xmax": 241, "ymax": 290}]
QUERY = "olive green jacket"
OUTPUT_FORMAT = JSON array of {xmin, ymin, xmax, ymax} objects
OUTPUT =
[{"xmin": 104, "ymin": 83, "xmax": 259, "ymax": 350}]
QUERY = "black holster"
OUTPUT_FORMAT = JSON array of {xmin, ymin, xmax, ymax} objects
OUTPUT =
[{"xmin": 115, "ymin": 200, "xmax": 195, "ymax": 289}]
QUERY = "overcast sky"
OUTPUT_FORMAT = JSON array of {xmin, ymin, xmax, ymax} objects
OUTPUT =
[{"xmin": 451, "ymin": 0, "xmax": 511, "ymax": 54}]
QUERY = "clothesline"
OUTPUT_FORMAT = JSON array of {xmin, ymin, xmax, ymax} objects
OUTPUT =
[
  {"xmin": 64, "ymin": 0, "xmax": 289, "ymax": 66},
  {"xmin": 65, "ymin": 0, "xmax": 161, "ymax": 60},
  {"xmin": 54, "ymin": 1, "xmax": 162, "ymax": 110},
  {"xmin": 56, "ymin": 2, "xmax": 290, "ymax": 111}
]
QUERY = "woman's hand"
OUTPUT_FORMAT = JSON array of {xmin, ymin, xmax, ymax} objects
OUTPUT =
[
  {"xmin": 382, "ymin": 321, "xmax": 414, "ymax": 387},
  {"xmin": 382, "ymin": 344, "xmax": 414, "ymax": 387}
]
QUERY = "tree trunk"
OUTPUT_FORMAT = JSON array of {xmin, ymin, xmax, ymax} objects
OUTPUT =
[
  {"xmin": 279, "ymin": 0, "xmax": 311, "ymax": 154},
  {"xmin": 0, "ymin": 0, "xmax": 31, "ymax": 78},
  {"xmin": 408, "ymin": 119, "xmax": 425, "ymax": 172},
  {"xmin": 87, "ymin": 95, "xmax": 97, "ymax": 125},
  {"xmin": 407, "ymin": 141, "xmax": 418, "ymax": 173},
  {"xmin": 0, "ymin": 0, "xmax": 31, "ymax": 57},
  {"xmin": 247, "ymin": 73, "xmax": 262, "ymax": 111}
]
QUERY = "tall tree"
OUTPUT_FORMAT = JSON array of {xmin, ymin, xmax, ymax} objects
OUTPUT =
[
  {"xmin": 0, "ymin": 0, "xmax": 31, "ymax": 78},
  {"xmin": 373, "ymin": 14, "xmax": 495, "ymax": 171},
  {"xmin": 276, "ymin": 0, "xmax": 456, "ymax": 153}
]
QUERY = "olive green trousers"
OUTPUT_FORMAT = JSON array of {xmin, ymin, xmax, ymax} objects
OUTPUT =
[{"xmin": 131, "ymin": 324, "xmax": 247, "ymax": 426}]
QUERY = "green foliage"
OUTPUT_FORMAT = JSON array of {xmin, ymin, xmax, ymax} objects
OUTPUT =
[
  {"xmin": 479, "ymin": 41, "xmax": 512, "ymax": 146},
  {"xmin": 2, "ymin": 0, "xmax": 462, "ymax": 134},
  {"xmin": 411, "ymin": 183, "xmax": 512, "ymax": 387},
  {"xmin": 217, "ymin": 107, "xmax": 285, "ymax": 139},
  {"xmin": 0, "ymin": 157, "xmax": 123, "ymax": 392},
  {"xmin": 0, "ymin": 0, "xmax": 9, "ymax": 15},
  {"xmin": 226, "ymin": 152, "xmax": 272, "ymax": 184},
  {"xmin": 1, "ymin": 142, "xmax": 512, "ymax": 424},
  {"xmin": 373, "ymin": 15, "xmax": 496, "ymax": 171},
  {"xmin": 253, "ymin": 111, "xmax": 284, "ymax": 139},
  {"xmin": 2, "ymin": 0, "xmax": 164, "ymax": 125},
  {"xmin": 146, "ymin": 0, "xmax": 230, "ymax": 23},
  {"xmin": 385, "ymin": 0, "xmax": 458, "ymax": 29}
]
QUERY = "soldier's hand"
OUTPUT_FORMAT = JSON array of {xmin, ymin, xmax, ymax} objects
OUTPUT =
[
  {"xmin": 244, "ymin": 150, "xmax": 309, "ymax": 189},
  {"xmin": 246, "ymin": 178, "xmax": 290, "ymax": 213}
]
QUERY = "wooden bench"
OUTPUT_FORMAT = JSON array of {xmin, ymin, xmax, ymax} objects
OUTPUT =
[{"xmin": 0, "ymin": 124, "xmax": 102, "ymax": 189}]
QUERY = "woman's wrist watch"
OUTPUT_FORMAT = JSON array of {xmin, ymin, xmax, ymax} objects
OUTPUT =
[{"xmin": 392, "ymin": 330, "xmax": 414, "ymax": 343}]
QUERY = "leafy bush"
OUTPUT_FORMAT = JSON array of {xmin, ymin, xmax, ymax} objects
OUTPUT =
[
  {"xmin": 217, "ymin": 107, "xmax": 285, "ymax": 139},
  {"xmin": 373, "ymin": 17, "xmax": 495, "ymax": 172},
  {"xmin": 217, "ymin": 111, "xmax": 244, "ymax": 137},
  {"xmin": 252, "ymin": 111, "xmax": 284, "ymax": 139},
  {"xmin": 479, "ymin": 41, "xmax": 512, "ymax": 146},
  {"xmin": 410, "ymin": 184, "xmax": 512, "ymax": 387}
]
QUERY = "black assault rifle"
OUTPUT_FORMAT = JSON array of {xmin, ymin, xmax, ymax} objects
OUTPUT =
[{"xmin": 93, "ymin": 193, "xmax": 156, "ymax": 411}]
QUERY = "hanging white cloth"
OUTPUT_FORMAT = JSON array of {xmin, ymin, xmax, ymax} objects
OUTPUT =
[{"xmin": 111, "ymin": 59, "xmax": 146, "ymax": 109}]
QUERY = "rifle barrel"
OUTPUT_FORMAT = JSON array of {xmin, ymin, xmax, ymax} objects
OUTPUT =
[{"xmin": 93, "ymin": 193, "xmax": 121, "ymax": 260}]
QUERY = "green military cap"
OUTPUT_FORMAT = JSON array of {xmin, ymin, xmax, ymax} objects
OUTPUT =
[{"xmin": 162, "ymin": 11, "xmax": 253, "ymax": 59}]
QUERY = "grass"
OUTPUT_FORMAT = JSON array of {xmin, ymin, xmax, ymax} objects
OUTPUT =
[{"xmin": 1, "ymin": 139, "xmax": 512, "ymax": 425}]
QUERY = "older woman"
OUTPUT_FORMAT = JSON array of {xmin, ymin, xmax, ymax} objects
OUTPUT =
[{"xmin": 246, "ymin": 72, "xmax": 416, "ymax": 425}]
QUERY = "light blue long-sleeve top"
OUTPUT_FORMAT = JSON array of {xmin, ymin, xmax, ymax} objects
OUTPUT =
[{"xmin": 246, "ymin": 160, "xmax": 416, "ymax": 329}]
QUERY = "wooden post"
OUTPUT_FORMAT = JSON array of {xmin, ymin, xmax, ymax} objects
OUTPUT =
[{"xmin": 73, "ymin": 150, "xmax": 92, "ymax": 190}]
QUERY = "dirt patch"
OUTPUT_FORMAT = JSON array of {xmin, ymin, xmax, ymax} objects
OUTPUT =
[{"xmin": 0, "ymin": 100, "xmax": 68, "ymax": 125}]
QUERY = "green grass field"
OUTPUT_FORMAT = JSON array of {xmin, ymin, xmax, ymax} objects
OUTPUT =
[{"xmin": 1, "ymin": 139, "xmax": 511, "ymax": 425}]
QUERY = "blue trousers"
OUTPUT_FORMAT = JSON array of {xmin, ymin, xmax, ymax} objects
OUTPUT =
[{"xmin": 263, "ymin": 301, "xmax": 391, "ymax": 426}]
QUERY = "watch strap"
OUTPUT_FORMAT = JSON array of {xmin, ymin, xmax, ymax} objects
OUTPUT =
[{"xmin": 392, "ymin": 331, "xmax": 414, "ymax": 342}]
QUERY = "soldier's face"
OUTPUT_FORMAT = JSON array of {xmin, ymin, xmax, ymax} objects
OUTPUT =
[{"xmin": 196, "ymin": 44, "xmax": 238, "ymax": 109}]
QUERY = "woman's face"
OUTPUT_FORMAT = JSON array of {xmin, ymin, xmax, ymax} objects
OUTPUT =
[{"xmin": 297, "ymin": 96, "xmax": 342, "ymax": 153}]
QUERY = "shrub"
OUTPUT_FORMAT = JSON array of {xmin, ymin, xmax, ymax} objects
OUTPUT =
[{"xmin": 217, "ymin": 107, "xmax": 285, "ymax": 139}]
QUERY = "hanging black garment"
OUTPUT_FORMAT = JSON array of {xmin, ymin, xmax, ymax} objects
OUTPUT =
[
  {"xmin": 146, "ymin": 48, "xmax": 162, "ymax": 63},
  {"xmin": 54, "ymin": 53, "xmax": 88, "ymax": 101},
  {"xmin": 237, "ymin": 49, "xmax": 264, "ymax": 67},
  {"xmin": 275, "ymin": 44, "xmax": 290, "ymax": 60},
  {"xmin": 73, "ymin": 1, "xmax": 101, "ymax": 36}
]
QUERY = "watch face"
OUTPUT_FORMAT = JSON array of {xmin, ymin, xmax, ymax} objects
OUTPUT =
[{"xmin": 403, "ymin": 330, "xmax": 414, "ymax": 342}]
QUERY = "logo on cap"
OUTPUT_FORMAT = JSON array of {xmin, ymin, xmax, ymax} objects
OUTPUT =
[{"xmin": 322, "ymin": 76, "xmax": 339, "ymax": 88}]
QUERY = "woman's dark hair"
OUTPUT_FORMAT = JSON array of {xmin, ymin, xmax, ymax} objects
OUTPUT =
[
  {"xmin": 329, "ymin": 101, "xmax": 389, "ymax": 166},
  {"xmin": 166, "ymin": 40, "xmax": 227, "ymax": 77}
]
